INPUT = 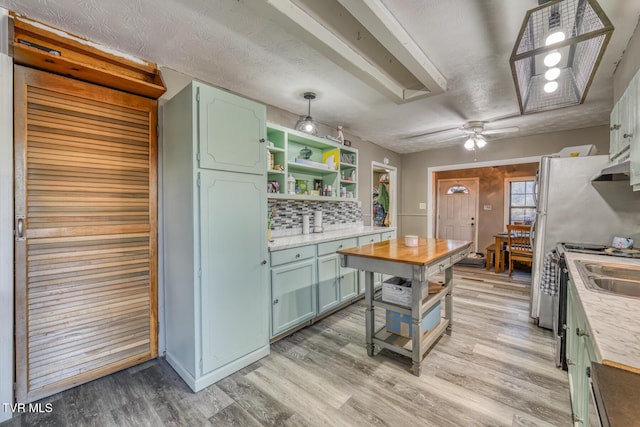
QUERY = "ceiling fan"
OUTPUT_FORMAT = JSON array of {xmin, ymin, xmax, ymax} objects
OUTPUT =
[{"xmin": 404, "ymin": 119, "xmax": 520, "ymax": 145}]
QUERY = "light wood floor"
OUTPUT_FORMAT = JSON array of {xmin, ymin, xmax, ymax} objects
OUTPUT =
[{"xmin": 2, "ymin": 266, "xmax": 571, "ymax": 426}]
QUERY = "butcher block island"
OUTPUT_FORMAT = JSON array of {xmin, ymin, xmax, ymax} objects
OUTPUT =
[{"xmin": 337, "ymin": 237, "xmax": 471, "ymax": 375}]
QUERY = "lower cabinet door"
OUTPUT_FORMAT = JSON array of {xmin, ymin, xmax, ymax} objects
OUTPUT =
[
  {"xmin": 318, "ymin": 254, "xmax": 340, "ymax": 314},
  {"xmin": 199, "ymin": 170, "xmax": 268, "ymax": 374},
  {"xmin": 271, "ymin": 259, "xmax": 316, "ymax": 337},
  {"xmin": 340, "ymin": 267, "xmax": 358, "ymax": 302}
]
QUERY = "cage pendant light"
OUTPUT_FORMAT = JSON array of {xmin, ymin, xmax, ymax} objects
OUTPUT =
[
  {"xmin": 509, "ymin": 0, "xmax": 613, "ymax": 114},
  {"xmin": 295, "ymin": 92, "xmax": 318, "ymax": 135}
]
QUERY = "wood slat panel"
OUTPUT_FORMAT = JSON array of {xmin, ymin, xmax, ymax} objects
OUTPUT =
[{"xmin": 14, "ymin": 65, "xmax": 158, "ymax": 403}]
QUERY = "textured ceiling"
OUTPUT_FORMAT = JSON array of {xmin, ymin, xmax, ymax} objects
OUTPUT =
[{"xmin": 3, "ymin": 0, "xmax": 640, "ymax": 153}]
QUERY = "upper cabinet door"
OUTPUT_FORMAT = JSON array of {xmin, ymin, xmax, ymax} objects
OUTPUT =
[{"xmin": 197, "ymin": 83, "xmax": 266, "ymax": 174}]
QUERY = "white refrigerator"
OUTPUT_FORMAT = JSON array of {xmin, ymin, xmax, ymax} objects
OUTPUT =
[{"xmin": 530, "ymin": 154, "xmax": 640, "ymax": 328}]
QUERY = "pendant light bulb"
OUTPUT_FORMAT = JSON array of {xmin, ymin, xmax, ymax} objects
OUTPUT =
[
  {"xmin": 295, "ymin": 92, "xmax": 318, "ymax": 135},
  {"xmin": 544, "ymin": 51, "xmax": 562, "ymax": 67},
  {"xmin": 475, "ymin": 136, "xmax": 487, "ymax": 148}
]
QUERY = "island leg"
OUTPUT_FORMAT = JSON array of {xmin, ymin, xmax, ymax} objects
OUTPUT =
[
  {"xmin": 364, "ymin": 270, "xmax": 375, "ymax": 357},
  {"xmin": 411, "ymin": 274, "xmax": 424, "ymax": 376},
  {"xmin": 445, "ymin": 266, "xmax": 453, "ymax": 336}
]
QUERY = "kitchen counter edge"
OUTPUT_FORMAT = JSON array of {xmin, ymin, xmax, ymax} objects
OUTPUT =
[
  {"xmin": 269, "ymin": 226, "xmax": 397, "ymax": 251},
  {"xmin": 565, "ymin": 252, "xmax": 640, "ymax": 372}
]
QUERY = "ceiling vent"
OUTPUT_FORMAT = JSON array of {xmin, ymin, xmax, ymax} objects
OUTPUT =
[{"xmin": 252, "ymin": 0, "xmax": 447, "ymax": 103}]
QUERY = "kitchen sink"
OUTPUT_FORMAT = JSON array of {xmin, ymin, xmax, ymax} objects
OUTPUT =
[
  {"xmin": 589, "ymin": 278, "xmax": 640, "ymax": 298},
  {"xmin": 583, "ymin": 263, "xmax": 640, "ymax": 282},
  {"xmin": 576, "ymin": 261, "xmax": 640, "ymax": 298}
]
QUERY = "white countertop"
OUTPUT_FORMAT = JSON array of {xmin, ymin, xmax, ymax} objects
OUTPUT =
[
  {"xmin": 565, "ymin": 252, "xmax": 640, "ymax": 371},
  {"xmin": 269, "ymin": 225, "xmax": 397, "ymax": 251}
]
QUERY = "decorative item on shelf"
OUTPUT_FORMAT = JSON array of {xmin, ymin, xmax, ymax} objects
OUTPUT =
[
  {"xmin": 336, "ymin": 125, "xmax": 344, "ymax": 144},
  {"xmin": 267, "ymin": 181, "xmax": 280, "ymax": 193},
  {"xmin": 273, "ymin": 164, "xmax": 284, "ymax": 171},
  {"xmin": 313, "ymin": 179, "xmax": 323, "ymax": 192},
  {"xmin": 267, "ymin": 140, "xmax": 275, "ymax": 148},
  {"xmin": 268, "ymin": 152, "xmax": 275, "ymax": 170},
  {"xmin": 298, "ymin": 146, "xmax": 312, "ymax": 160},
  {"xmin": 343, "ymin": 139, "xmax": 351, "ymax": 147},
  {"xmin": 350, "ymin": 170, "xmax": 356, "ymax": 181},
  {"xmin": 322, "ymin": 149, "xmax": 339, "ymax": 170},
  {"xmin": 340, "ymin": 186, "xmax": 346, "ymax": 198},
  {"xmin": 294, "ymin": 92, "xmax": 318, "ymax": 135},
  {"xmin": 295, "ymin": 179, "xmax": 308, "ymax": 195},
  {"xmin": 509, "ymin": 0, "xmax": 613, "ymax": 114},
  {"xmin": 287, "ymin": 174, "xmax": 295, "ymax": 195}
]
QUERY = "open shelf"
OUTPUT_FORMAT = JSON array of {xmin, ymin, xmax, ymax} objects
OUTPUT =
[
  {"xmin": 288, "ymin": 162, "xmax": 339, "ymax": 175},
  {"xmin": 372, "ymin": 319, "xmax": 450, "ymax": 359}
]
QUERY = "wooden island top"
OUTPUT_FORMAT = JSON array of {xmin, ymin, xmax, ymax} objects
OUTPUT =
[{"xmin": 336, "ymin": 237, "xmax": 471, "ymax": 266}]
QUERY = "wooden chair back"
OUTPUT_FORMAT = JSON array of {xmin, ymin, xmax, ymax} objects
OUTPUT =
[{"xmin": 506, "ymin": 224, "xmax": 533, "ymax": 276}]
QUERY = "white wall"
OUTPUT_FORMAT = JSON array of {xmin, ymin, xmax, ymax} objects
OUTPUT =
[{"xmin": 0, "ymin": 7, "xmax": 14, "ymax": 421}]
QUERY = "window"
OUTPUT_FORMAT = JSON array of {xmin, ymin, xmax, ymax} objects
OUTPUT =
[
  {"xmin": 446, "ymin": 184, "xmax": 469, "ymax": 194},
  {"xmin": 505, "ymin": 178, "xmax": 536, "ymax": 225}
]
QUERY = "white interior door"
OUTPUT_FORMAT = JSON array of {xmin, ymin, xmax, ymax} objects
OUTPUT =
[{"xmin": 436, "ymin": 178, "xmax": 478, "ymax": 251}]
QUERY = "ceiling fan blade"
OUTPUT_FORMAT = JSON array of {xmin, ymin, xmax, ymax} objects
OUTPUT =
[
  {"xmin": 402, "ymin": 126, "xmax": 460, "ymax": 140},
  {"xmin": 481, "ymin": 126, "xmax": 519, "ymax": 135}
]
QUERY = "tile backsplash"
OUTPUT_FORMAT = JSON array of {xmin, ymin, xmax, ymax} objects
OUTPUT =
[{"xmin": 269, "ymin": 199, "xmax": 362, "ymax": 231}]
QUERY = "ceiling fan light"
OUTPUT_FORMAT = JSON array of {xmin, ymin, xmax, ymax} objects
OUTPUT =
[
  {"xmin": 544, "ymin": 81, "xmax": 559, "ymax": 93},
  {"xmin": 464, "ymin": 138, "xmax": 475, "ymax": 151},
  {"xmin": 544, "ymin": 67, "xmax": 561, "ymax": 81},
  {"xmin": 543, "ymin": 51, "xmax": 562, "ymax": 67},
  {"xmin": 475, "ymin": 136, "xmax": 487, "ymax": 148},
  {"xmin": 545, "ymin": 30, "xmax": 566, "ymax": 46}
]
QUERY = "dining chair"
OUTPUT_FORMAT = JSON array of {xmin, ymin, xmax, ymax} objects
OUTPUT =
[{"xmin": 506, "ymin": 224, "xmax": 533, "ymax": 276}]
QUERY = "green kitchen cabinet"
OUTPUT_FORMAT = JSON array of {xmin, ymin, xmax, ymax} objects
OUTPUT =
[
  {"xmin": 197, "ymin": 83, "xmax": 266, "ymax": 174},
  {"xmin": 566, "ymin": 279, "xmax": 597, "ymax": 426},
  {"xmin": 318, "ymin": 254, "xmax": 341, "ymax": 314},
  {"xmin": 270, "ymin": 256, "xmax": 316, "ymax": 337},
  {"xmin": 163, "ymin": 81, "xmax": 269, "ymax": 393},
  {"xmin": 339, "ymin": 265, "xmax": 358, "ymax": 302}
]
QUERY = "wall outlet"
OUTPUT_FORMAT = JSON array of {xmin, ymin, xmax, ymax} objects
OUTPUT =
[
  {"xmin": 483, "ymin": 205, "xmax": 492, "ymax": 210},
  {"xmin": 419, "ymin": 202, "xmax": 426, "ymax": 210}
]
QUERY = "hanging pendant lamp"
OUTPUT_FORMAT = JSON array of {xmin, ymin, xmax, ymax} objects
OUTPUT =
[
  {"xmin": 295, "ymin": 92, "xmax": 318, "ymax": 135},
  {"xmin": 509, "ymin": 0, "xmax": 613, "ymax": 114}
]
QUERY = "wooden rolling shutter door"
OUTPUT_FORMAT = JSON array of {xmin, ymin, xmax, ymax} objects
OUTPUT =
[{"xmin": 14, "ymin": 65, "xmax": 158, "ymax": 402}]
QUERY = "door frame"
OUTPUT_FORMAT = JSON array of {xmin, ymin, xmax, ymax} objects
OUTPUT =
[
  {"xmin": 371, "ymin": 161, "xmax": 397, "ymax": 228},
  {"xmin": 0, "ymin": 8, "xmax": 13, "ymax": 419},
  {"xmin": 426, "ymin": 156, "xmax": 541, "ymax": 239},
  {"xmin": 435, "ymin": 177, "xmax": 480, "ymax": 252}
]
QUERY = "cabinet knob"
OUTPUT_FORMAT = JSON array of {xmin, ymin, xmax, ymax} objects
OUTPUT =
[
  {"xmin": 576, "ymin": 328, "xmax": 589, "ymax": 337},
  {"xmin": 566, "ymin": 358, "xmax": 575, "ymax": 366},
  {"xmin": 573, "ymin": 415, "xmax": 583, "ymax": 423},
  {"xmin": 261, "ymin": 260, "xmax": 267, "ymax": 265},
  {"xmin": 624, "ymin": 133, "xmax": 633, "ymax": 139},
  {"xmin": 259, "ymin": 138, "xmax": 266, "ymax": 143},
  {"xmin": 611, "ymin": 124, "xmax": 621, "ymax": 130},
  {"xmin": 273, "ymin": 298, "xmax": 279, "ymax": 304},
  {"xmin": 586, "ymin": 366, "xmax": 591, "ymax": 378},
  {"xmin": 295, "ymin": 254, "xmax": 300, "ymax": 258},
  {"xmin": 338, "ymin": 244, "xmax": 343, "ymax": 248}
]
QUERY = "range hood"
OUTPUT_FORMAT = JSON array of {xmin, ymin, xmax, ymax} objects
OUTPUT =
[{"xmin": 592, "ymin": 160, "xmax": 631, "ymax": 181}]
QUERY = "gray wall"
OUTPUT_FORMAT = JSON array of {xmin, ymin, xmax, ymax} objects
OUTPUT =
[{"xmin": 398, "ymin": 125, "xmax": 610, "ymax": 237}]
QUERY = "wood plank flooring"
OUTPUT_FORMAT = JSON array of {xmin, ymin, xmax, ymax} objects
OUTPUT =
[{"xmin": 1, "ymin": 266, "xmax": 571, "ymax": 426}]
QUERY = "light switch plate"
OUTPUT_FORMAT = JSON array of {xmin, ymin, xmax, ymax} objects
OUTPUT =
[{"xmin": 419, "ymin": 202, "xmax": 426, "ymax": 210}]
